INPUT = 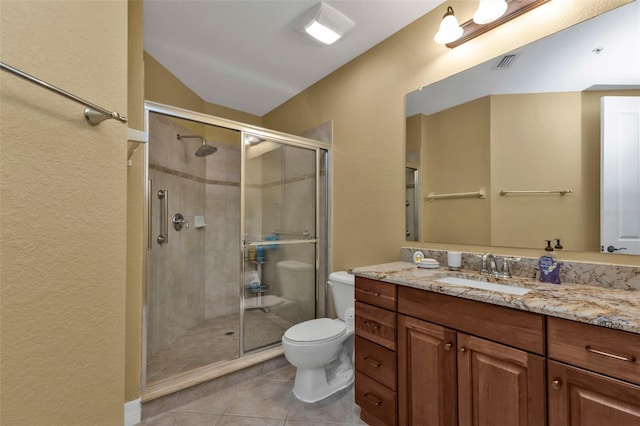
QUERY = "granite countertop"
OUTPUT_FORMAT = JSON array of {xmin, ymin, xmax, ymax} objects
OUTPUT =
[{"xmin": 353, "ymin": 261, "xmax": 640, "ymax": 335}]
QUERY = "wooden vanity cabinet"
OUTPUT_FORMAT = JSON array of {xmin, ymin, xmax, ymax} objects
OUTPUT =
[
  {"xmin": 456, "ymin": 333, "xmax": 546, "ymax": 426},
  {"xmin": 355, "ymin": 277, "xmax": 398, "ymax": 426},
  {"xmin": 397, "ymin": 287, "xmax": 546, "ymax": 426},
  {"xmin": 547, "ymin": 361, "xmax": 640, "ymax": 426},
  {"xmin": 547, "ymin": 317, "xmax": 640, "ymax": 425},
  {"xmin": 355, "ymin": 275, "xmax": 640, "ymax": 426},
  {"xmin": 397, "ymin": 315, "xmax": 457, "ymax": 425}
]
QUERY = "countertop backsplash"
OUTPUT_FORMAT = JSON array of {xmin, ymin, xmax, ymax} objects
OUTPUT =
[{"xmin": 401, "ymin": 247, "xmax": 640, "ymax": 291}]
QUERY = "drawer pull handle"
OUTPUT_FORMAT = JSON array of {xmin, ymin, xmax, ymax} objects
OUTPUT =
[
  {"xmin": 444, "ymin": 343, "xmax": 452, "ymax": 351},
  {"xmin": 364, "ymin": 392, "xmax": 382, "ymax": 406},
  {"xmin": 363, "ymin": 320, "xmax": 381, "ymax": 330},
  {"xmin": 551, "ymin": 379, "xmax": 562, "ymax": 390},
  {"xmin": 364, "ymin": 356, "xmax": 382, "ymax": 367},
  {"xmin": 459, "ymin": 347, "xmax": 467, "ymax": 353},
  {"xmin": 585, "ymin": 346, "xmax": 636, "ymax": 363},
  {"xmin": 362, "ymin": 289, "xmax": 381, "ymax": 296}
]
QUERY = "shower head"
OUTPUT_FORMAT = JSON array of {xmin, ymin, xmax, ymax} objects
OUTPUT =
[
  {"xmin": 177, "ymin": 134, "xmax": 218, "ymax": 157},
  {"xmin": 195, "ymin": 143, "xmax": 217, "ymax": 157}
]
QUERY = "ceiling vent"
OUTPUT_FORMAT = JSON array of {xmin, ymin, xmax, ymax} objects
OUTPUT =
[{"xmin": 492, "ymin": 53, "xmax": 519, "ymax": 70}]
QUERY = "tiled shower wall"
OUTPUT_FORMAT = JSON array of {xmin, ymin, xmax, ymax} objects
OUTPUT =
[
  {"xmin": 147, "ymin": 113, "xmax": 240, "ymax": 356},
  {"xmin": 204, "ymin": 140, "xmax": 241, "ymax": 319}
]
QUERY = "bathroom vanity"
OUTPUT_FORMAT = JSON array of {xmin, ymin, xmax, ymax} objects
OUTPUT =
[{"xmin": 353, "ymin": 262, "xmax": 640, "ymax": 426}]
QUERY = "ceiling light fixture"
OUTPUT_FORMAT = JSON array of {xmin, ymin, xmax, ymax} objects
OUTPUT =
[
  {"xmin": 473, "ymin": 0, "xmax": 508, "ymax": 24},
  {"xmin": 441, "ymin": 0, "xmax": 552, "ymax": 48},
  {"xmin": 434, "ymin": 6, "xmax": 463, "ymax": 45},
  {"xmin": 300, "ymin": 2, "xmax": 355, "ymax": 45}
]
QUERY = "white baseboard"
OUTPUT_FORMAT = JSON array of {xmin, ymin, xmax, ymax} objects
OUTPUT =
[{"xmin": 124, "ymin": 398, "xmax": 141, "ymax": 426}]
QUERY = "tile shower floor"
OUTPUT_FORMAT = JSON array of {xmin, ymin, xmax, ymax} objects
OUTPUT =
[
  {"xmin": 138, "ymin": 364, "xmax": 368, "ymax": 426},
  {"xmin": 147, "ymin": 310, "xmax": 293, "ymax": 384}
]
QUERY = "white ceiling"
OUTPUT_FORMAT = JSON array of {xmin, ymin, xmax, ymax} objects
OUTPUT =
[{"xmin": 144, "ymin": 0, "xmax": 443, "ymax": 116}]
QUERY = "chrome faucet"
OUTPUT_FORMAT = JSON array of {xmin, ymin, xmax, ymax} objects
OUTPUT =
[
  {"xmin": 479, "ymin": 253, "xmax": 520, "ymax": 278},
  {"xmin": 480, "ymin": 253, "xmax": 499, "ymax": 277}
]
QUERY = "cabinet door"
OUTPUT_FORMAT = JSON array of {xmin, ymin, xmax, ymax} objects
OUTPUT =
[
  {"xmin": 398, "ymin": 315, "xmax": 457, "ymax": 426},
  {"xmin": 457, "ymin": 333, "xmax": 546, "ymax": 426},
  {"xmin": 548, "ymin": 360, "xmax": 640, "ymax": 426}
]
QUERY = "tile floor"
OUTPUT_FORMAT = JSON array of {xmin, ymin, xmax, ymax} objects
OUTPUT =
[
  {"xmin": 138, "ymin": 364, "xmax": 368, "ymax": 425},
  {"xmin": 147, "ymin": 310, "xmax": 293, "ymax": 384}
]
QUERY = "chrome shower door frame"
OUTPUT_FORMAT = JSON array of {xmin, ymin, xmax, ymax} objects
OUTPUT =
[
  {"xmin": 240, "ymin": 132, "xmax": 329, "ymax": 356},
  {"xmin": 141, "ymin": 101, "xmax": 331, "ymax": 396}
]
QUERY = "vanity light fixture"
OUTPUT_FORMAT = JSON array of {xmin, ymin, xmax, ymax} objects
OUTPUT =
[
  {"xmin": 300, "ymin": 2, "xmax": 355, "ymax": 45},
  {"xmin": 473, "ymin": 0, "xmax": 508, "ymax": 24},
  {"xmin": 434, "ymin": 6, "xmax": 464, "ymax": 45},
  {"xmin": 440, "ymin": 0, "xmax": 551, "ymax": 48}
]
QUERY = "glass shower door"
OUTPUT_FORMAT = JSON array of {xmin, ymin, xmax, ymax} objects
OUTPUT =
[{"xmin": 242, "ymin": 133, "xmax": 319, "ymax": 353}]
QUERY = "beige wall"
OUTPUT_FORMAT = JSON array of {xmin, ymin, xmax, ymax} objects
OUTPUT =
[
  {"xmin": 422, "ymin": 97, "xmax": 491, "ymax": 245},
  {"xmin": 490, "ymin": 92, "xmax": 588, "ymax": 250},
  {"xmin": 0, "ymin": 1, "xmax": 127, "ymax": 424},
  {"xmin": 263, "ymin": 0, "xmax": 636, "ymax": 270},
  {"xmin": 126, "ymin": 0, "xmax": 145, "ymax": 403}
]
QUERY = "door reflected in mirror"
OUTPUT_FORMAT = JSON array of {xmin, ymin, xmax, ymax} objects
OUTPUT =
[{"xmin": 405, "ymin": 1, "xmax": 640, "ymax": 254}]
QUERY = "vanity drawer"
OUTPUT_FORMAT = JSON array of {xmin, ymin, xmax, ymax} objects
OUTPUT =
[
  {"xmin": 548, "ymin": 317, "xmax": 640, "ymax": 385},
  {"xmin": 355, "ymin": 336, "xmax": 397, "ymax": 391},
  {"xmin": 355, "ymin": 370, "xmax": 397, "ymax": 426},
  {"xmin": 356, "ymin": 301, "xmax": 396, "ymax": 350},
  {"xmin": 355, "ymin": 276, "xmax": 397, "ymax": 311},
  {"xmin": 398, "ymin": 286, "xmax": 545, "ymax": 355}
]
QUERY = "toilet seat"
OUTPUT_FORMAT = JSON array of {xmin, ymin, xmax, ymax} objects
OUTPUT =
[{"xmin": 284, "ymin": 318, "xmax": 346, "ymax": 344}]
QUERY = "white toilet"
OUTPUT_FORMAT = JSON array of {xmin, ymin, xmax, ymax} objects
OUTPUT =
[{"xmin": 282, "ymin": 271, "xmax": 355, "ymax": 403}]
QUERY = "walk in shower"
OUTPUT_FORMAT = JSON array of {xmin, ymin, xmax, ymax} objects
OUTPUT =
[{"xmin": 142, "ymin": 102, "xmax": 329, "ymax": 392}]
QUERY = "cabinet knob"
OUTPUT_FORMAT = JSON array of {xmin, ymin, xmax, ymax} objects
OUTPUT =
[
  {"xmin": 444, "ymin": 343, "xmax": 452, "ymax": 351},
  {"xmin": 459, "ymin": 347, "xmax": 467, "ymax": 353},
  {"xmin": 364, "ymin": 392, "xmax": 382, "ymax": 406},
  {"xmin": 363, "ymin": 356, "xmax": 382, "ymax": 368},
  {"xmin": 551, "ymin": 379, "xmax": 562, "ymax": 390},
  {"xmin": 363, "ymin": 320, "xmax": 380, "ymax": 330}
]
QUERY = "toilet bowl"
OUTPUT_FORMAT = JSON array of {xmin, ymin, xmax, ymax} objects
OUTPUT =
[{"xmin": 281, "ymin": 271, "xmax": 355, "ymax": 403}]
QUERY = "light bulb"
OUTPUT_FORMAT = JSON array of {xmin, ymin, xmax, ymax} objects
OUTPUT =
[
  {"xmin": 473, "ymin": 0, "xmax": 508, "ymax": 25},
  {"xmin": 434, "ymin": 7, "xmax": 463, "ymax": 45}
]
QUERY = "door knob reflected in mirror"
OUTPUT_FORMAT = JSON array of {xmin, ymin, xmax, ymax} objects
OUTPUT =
[{"xmin": 606, "ymin": 245, "xmax": 627, "ymax": 253}]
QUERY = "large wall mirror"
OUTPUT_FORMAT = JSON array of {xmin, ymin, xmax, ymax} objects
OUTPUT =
[{"xmin": 405, "ymin": 1, "xmax": 640, "ymax": 255}]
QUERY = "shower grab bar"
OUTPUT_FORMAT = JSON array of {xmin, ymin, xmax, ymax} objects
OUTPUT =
[
  {"xmin": 500, "ymin": 189, "xmax": 573, "ymax": 196},
  {"xmin": 157, "ymin": 189, "xmax": 168, "ymax": 245},
  {"xmin": 0, "ymin": 62, "xmax": 127, "ymax": 126},
  {"xmin": 147, "ymin": 179, "xmax": 153, "ymax": 250},
  {"xmin": 427, "ymin": 188, "xmax": 485, "ymax": 201},
  {"xmin": 272, "ymin": 230, "xmax": 311, "ymax": 239}
]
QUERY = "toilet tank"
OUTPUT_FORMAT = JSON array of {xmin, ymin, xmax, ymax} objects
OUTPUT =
[
  {"xmin": 276, "ymin": 260, "xmax": 314, "ymax": 302},
  {"xmin": 328, "ymin": 271, "xmax": 354, "ymax": 320}
]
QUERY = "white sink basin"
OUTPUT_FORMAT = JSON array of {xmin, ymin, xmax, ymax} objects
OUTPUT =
[{"xmin": 435, "ymin": 276, "xmax": 531, "ymax": 295}]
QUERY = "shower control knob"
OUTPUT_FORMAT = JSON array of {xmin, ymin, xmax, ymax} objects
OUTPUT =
[{"xmin": 172, "ymin": 213, "xmax": 189, "ymax": 231}]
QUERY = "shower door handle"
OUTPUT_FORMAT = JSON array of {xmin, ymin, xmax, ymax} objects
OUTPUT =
[
  {"xmin": 148, "ymin": 179, "xmax": 153, "ymax": 250},
  {"xmin": 157, "ymin": 189, "xmax": 168, "ymax": 244}
]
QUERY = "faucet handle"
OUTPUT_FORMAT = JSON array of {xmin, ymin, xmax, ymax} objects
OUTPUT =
[{"xmin": 498, "ymin": 257, "xmax": 521, "ymax": 278}]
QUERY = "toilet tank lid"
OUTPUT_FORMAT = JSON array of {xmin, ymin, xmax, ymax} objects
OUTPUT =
[
  {"xmin": 276, "ymin": 260, "xmax": 314, "ymax": 271},
  {"xmin": 284, "ymin": 318, "xmax": 346, "ymax": 343},
  {"xmin": 329, "ymin": 271, "xmax": 354, "ymax": 286}
]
